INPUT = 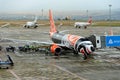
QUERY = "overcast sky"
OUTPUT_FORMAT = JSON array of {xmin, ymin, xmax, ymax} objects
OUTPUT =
[{"xmin": 0, "ymin": 0, "xmax": 119, "ymax": 14}]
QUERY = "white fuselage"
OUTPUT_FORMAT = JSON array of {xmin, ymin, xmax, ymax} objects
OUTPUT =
[
  {"xmin": 74, "ymin": 22, "xmax": 91, "ymax": 27},
  {"xmin": 24, "ymin": 21, "xmax": 38, "ymax": 28},
  {"xmin": 26, "ymin": 22, "xmax": 36, "ymax": 26},
  {"xmin": 24, "ymin": 17, "xmax": 38, "ymax": 28}
]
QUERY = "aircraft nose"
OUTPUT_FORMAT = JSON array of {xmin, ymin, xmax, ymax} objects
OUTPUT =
[{"xmin": 91, "ymin": 46, "xmax": 95, "ymax": 52}]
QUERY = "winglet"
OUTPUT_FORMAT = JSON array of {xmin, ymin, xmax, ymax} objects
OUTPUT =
[{"xmin": 49, "ymin": 10, "xmax": 57, "ymax": 34}]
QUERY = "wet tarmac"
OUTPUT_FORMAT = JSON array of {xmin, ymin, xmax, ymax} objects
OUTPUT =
[{"xmin": 0, "ymin": 26, "xmax": 120, "ymax": 80}]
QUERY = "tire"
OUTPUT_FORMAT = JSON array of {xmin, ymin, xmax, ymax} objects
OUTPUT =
[
  {"xmin": 34, "ymin": 25, "xmax": 38, "ymax": 28},
  {"xmin": 75, "ymin": 25, "xmax": 78, "ymax": 28},
  {"xmin": 83, "ymin": 53, "xmax": 87, "ymax": 60},
  {"xmin": 73, "ymin": 50, "xmax": 78, "ymax": 55},
  {"xmin": 24, "ymin": 25, "xmax": 26, "ymax": 28},
  {"xmin": 84, "ymin": 26, "xmax": 87, "ymax": 29},
  {"xmin": 6, "ymin": 67, "xmax": 9, "ymax": 69}
]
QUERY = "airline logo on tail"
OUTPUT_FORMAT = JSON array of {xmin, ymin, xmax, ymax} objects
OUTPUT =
[{"xmin": 88, "ymin": 17, "xmax": 92, "ymax": 24}]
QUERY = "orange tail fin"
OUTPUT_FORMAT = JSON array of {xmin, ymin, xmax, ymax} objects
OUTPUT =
[
  {"xmin": 88, "ymin": 17, "xmax": 92, "ymax": 24},
  {"xmin": 49, "ymin": 10, "xmax": 57, "ymax": 33}
]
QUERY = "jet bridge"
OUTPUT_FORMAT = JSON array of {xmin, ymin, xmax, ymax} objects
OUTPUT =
[{"xmin": 87, "ymin": 35, "xmax": 106, "ymax": 49}]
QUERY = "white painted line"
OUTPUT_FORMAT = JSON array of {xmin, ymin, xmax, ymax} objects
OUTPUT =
[
  {"xmin": 8, "ymin": 69, "xmax": 21, "ymax": 80},
  {"xmin": 52, "ymin": 64, "xmax": 87, "ymax": 80}
]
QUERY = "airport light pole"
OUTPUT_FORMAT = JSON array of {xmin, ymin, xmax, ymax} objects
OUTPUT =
[
  {"xmin": 41, "ymin": 9, "xmax": 43, "ymax": 19},
  {"xmin": 109, "ymin": 4, "xmax": 112, "ymax": 26},
  {"xmin": 86, "ymin": 10, "xmax": 88, "ymax": 18},
  {"xmin": 108, "ymin": 4, "xmax": 113, "ymax": 35},
  {"xmin": 109, "ymin": 4, "xmax": 112, "ymax": 21}
]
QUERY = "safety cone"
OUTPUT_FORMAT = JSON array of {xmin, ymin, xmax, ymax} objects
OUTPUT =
[
  {"xmin": 109, "ymin": 28, "xmax": 113, "ymax": 36},
  {"xmin": 104, "ymin": 32, "xmax": 107, "ymax": 36}
]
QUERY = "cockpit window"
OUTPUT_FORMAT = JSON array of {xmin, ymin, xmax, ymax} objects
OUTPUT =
[
  {"xmin": 82, "ymin": 43, "xmax": 92, "ymax": 45},
  {"xmin": 80, "ymin": 38, "xmax": 89, "ymax": 41}
]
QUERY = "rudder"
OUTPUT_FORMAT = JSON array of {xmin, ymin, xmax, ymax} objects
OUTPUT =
[{"xmin": 49, "ymin": 10, "xmax": 57, "ymax": 33}]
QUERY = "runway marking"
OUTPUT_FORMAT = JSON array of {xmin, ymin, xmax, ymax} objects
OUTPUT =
[
  {"xmin": 8, "ymin": 69, "xmax": 21, "ymax": 80},
  {"xmin": 52, "ymin": 64, "xmax": 87, "ymax": 80}
]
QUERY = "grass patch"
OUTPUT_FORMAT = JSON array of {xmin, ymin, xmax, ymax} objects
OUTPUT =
[{"xmin": 0, "ymin": 20, "xmax": 120, "ymax": 27}]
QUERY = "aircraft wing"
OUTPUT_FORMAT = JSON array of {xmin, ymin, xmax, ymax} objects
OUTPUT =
[
  {"xmin": 0, "ymin": 23, "xmax": 10, "ymax": 28},
  {"xmin": 3, "ymin": 38, "xmax": 51, "ymax": 44},
  {"xmin": 37, "ymin": 24, "xmax": 46, "ymax": 26},
  {"xmin": 2, "ymin": 38, "xmax": 66, "ymax": 47}
]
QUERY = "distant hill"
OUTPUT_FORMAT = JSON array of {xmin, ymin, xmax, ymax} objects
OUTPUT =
[{"xmin": 0, "ymin": 9, "xmax": 120, "ymax": 20}]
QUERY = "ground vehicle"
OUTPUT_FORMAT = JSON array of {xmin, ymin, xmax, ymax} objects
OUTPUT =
[{"xmin": 0, "ymin": 55, "xmax": 14, "ymax": 69}]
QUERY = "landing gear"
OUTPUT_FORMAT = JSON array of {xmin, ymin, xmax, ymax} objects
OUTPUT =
[
  {"xmin": 54, "ymin": 53, "xmax": 60, "ymax": 59},
  {"xmin": 73, "ymin": 50, "xmax": 79, "ymax": 55},
  {"xmin": 24, "ymin": 25, "xmax": 29, "ymax": 28},
  {"xmin": 75, "ymin": 25, "xmax": 81, "ymax": 28},
  {"xmin": 24, "ymin": 25, "xmax": 27, "ymax": 28},
  {"xmin": 27, "ymin": 26, "xmax": 30, "ymax": 28},
  {"xmin": 84, "ymin": 26, "xmax": 87, "ymax": 29},
  {"xmin": 34, "ymin": 25, "xmax": 38, "ymax": 28},
  {"xmin": 83, "ymin": 53, "xmax": 88, "ymax": 60}
]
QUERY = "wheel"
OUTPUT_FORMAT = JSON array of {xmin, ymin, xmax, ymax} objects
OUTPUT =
[
  {"xmin": 34, "ymin": 25, "xmax": 38, "ymax": 28},
  {"xmin": 84, "ymin": 26, "xmax": 87, "ymax": 29},
  {"xmin": 73, "ymin": 50, "xmax": 78, "ymax": 55},
  {"xmin": 24, "ymin": 25, "xmax": 26, "ymax": 28},
  {"xmin": 83, "ymin": 53, "xmax": 87, "ymax": 60},
  {"xmin": 75, "ymin": 25, "xmax": 78, "ymax": 28},
  {"xmin": 82, "ymin": 46, "xmax": 90, "ymax": 55},
  {"xmin": 0, "ymin": 46, "xmax": 2, "ymax": 51},
  {"xmin": 6, "ymin": 67, "xmax": 9, "ymax": 69}
]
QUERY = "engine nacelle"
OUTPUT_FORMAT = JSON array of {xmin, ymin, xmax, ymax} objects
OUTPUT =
[
  {"xmin": 77, "ymin": 44, "xmax": 94, "ymax": 60},
  {"xmin": 50, "ymin": 44, "xmax": 61, "ymax": 55},
  {"xmin": 78, "ymin": 43, "xmax": 95, "ymax": 55},
  {"xmin": 75, "ymin": 39, "xmax": 95, "ymax": 55}
]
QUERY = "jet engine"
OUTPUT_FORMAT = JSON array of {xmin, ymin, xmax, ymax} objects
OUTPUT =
[
  {"xmin": 75, "ymin": 40, "xmax": 95, "ymax": 59},
  {"xmin": 50, "ymin": 44, "xmax": 62, "ymax": 55}
]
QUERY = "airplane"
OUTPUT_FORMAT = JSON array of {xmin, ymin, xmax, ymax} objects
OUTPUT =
[
  {"xmin": 24, "ymin": 16, "xmax": 38, "ymax": 28},
  {"xmin": 1, "ymin": 10, "xmax": 95, "ymax": 59},
  {"xmin": 74, "ymin": 17, "xmax": 92, "ymax": 29},
  {"xmin": 48, "ymin": 10, "xmax": 95, "ymax": 59}
]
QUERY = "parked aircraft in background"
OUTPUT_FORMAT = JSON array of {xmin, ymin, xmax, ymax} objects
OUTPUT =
[
  {"xmin": 49, "ymin": 10, "xmax": 95, "ymax": 59},
  {"xmin": 24, "ymin": 16, "xmax": 38, "ymax": 28},
  {"xmin": 74, "ymin": 17, "xmax": 92, "ymax": 29}
]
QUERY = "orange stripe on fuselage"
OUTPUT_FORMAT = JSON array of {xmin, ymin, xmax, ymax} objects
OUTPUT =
[{"xmin": 67, "ymin": 34, "xmax": 81, "ymax": 46}]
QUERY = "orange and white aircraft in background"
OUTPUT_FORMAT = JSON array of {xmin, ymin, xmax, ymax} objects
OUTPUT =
[
  {"xmin": 74, "ymin": 17, "xmax": 92, "ymax": 29},
  {"xmin": 24, "ymin": 16, "xmax": 38, "ymax": 28},
  {"xmin": 49, "ymin": 10, "xmax": 95, "ymax": 59}
]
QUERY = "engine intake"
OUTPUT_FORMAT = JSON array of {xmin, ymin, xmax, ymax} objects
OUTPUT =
[{"xmin": 50, "ymin": 44, "xmax": 61, "ymax": 55}]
